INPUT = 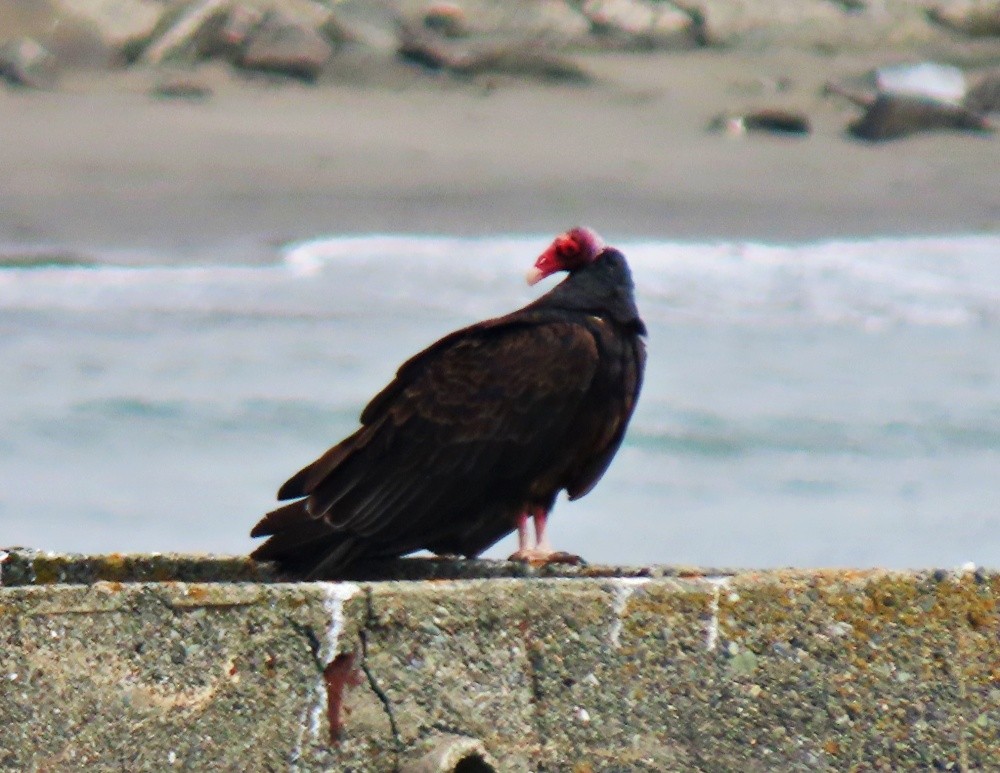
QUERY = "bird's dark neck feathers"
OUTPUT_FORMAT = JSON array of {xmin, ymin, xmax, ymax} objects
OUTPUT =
[{"xmin": 531, "ymin": 248, "xmax": 644, "ymax": 332}]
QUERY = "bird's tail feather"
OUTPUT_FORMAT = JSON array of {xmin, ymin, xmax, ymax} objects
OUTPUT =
[{"xmin": 249, "ymin": 500, "xmax": 363, "ymax": 580}]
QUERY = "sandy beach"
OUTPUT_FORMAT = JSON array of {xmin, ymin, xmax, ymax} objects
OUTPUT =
[{"xmin": 2, "ymin": 48, "xmax": 997, "ymax": 262}]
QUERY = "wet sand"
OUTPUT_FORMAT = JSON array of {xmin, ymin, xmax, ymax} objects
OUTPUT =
[{"xmin": 1, "ymin": 49, "xmax": 997, "ymax": 261}]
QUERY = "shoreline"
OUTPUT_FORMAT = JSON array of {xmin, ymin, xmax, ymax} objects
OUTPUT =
[{"xmin": 2, "ymin": 50, "xmax": 999, "ymax": 261}]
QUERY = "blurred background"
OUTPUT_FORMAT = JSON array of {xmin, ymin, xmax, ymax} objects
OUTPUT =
[{"xmin": 1, "ymin": 0, "xmax": 998, "ymax": 568}]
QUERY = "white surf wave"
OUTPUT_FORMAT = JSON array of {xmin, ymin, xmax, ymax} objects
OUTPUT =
[{"xmin": 0, "ymin": 233, "xmax": 996, "ymax": 328}]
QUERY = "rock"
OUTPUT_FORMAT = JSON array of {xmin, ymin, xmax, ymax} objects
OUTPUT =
[
  {"xmin": 196, "ymin": 5, "xmax": 266, "ymax": 62},
  {"xmin": 397, "ymin": 22, "xmax": 453, "ymax": 71},
  {"xmin": 423, "ymin": 3, "xmax": 470, "ymax": 38},
  {"xmin": 0, "ymin": 37, "xmax": 57, "ymax": 89},
  {"xmin": 875, "ymin": 61, "xmax": 967, "ymax": 104},
  {"xmin": 37, "ymin": 12, "xmax": 115, "ymax": 69},
  {"xmin": 142, "ymin": 0, "xmax": 232, "ymax": 65},
  {"xmin": 238, "ymin": 10, "xmax": 333, "ymax": 81},
  {"xmin": 694, "ymin": 0, "xmax": 842, "ymax": 46},
  {"xmin": 453, "ymin": 46, "xmax": 591, "ymax": 83},
  {"xmin": 581, "ymin": 0, "xmax": 703, "ymax": 49},
  {"xmin": 848, "ymin": 93, "xmax": 995, "ymax": 140},
  {"xmin": 397, "ymin": 23, "xmax": 590, "ymax": 84},
  {"xmin": 318, "ymin": 10, "xmax": 360, "ymax": 47},
  {"xmin": 150, "ymin": 75, "xmax": 214, "ymax": 100},
  {"xmin": 697, "ymin": 0, "xmax": 941, "ymax": 49},
  {"xmin": 46, "ymin": 0, "xmax": 167, "ymax": 50},
  {"xmin": 965, "ymin": 70, "xmax": 1000, "ymax": 113},
  {"xmin": 927, "ymin": 0, "xmax": 1000, "ymax": 37},
  {"xmin": 708, "ymin": 108, "xmax": 812, "ymax": 136},
  {"xmin": 408, "ymin": 0, "xmax": 592, "ymax": 48}
]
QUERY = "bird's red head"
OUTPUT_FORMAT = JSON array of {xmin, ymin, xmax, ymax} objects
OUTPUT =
[{"xmin": 526, "ymin": 227, "xmax": 606, "ymax": 286}]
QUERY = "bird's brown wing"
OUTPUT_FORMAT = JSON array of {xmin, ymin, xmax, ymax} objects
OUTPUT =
[
  {"xmin": 566, "ymin": 332, "xmax": 646, "ymax": 500},
  {"xmin": 251, "ymin": 320, "xmax": 602, "ymax": 573}
]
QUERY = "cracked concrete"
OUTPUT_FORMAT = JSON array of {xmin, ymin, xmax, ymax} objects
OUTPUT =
[
  {"xmin": 360, "ymin": 587, "xmax": 404, "ymax": 761},
  {"xmin": 2, "ymin": 552, "xmax": 998, "ymax": 771}
]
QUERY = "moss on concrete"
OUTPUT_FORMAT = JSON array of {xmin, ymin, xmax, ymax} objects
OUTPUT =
[
  {"xmin": 0, "ymin": 581, "xmax": 369, "ymax": 769},
  {"xmin": 1, "ymin": 551, "xmax": 997, "ymax": 771}
]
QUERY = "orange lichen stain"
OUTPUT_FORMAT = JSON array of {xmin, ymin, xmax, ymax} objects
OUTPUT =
[
  {"xmin": 828, "ymin": 569, "xmax": 883, "ymax": 582},
  {"xmin": 823, "ymin": 739, "xmax": 841, "ymax": 756},
  {"xmin": 97, "ymin": 553, "xmax": 129, "ymax": 582},
  {"xmin": 185, "ymin": 585, "xmax": 210, "ymax": 602},
  {"xmin": 573, "ymin": 762, "xmax": 595, "ymax": 773},
  {"xmin": 967, "ymin": 607, "xmax": 993, "ymax": 630}
]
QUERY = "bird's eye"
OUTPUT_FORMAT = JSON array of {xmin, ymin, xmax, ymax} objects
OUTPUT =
[{"xmin": 556, "ymin": 238, "xmax": 578, "ymax": 257}]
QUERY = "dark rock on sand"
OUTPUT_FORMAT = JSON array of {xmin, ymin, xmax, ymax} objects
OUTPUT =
[
  {"xmin": 238, "ymin": 10, "xmax": 333, "ymax": 81},
  {"xmin": 0, "ymin": 37, "xmax": 57, "ymax": 89},
  {"xmin": 709, "ymin": 108, "xmax": 811, "ymax": 136},
  {"xmin": 397, "ymin": 22, "xmax": 451, "ymax": 71},
  {"xmin": 848, "ymin": 93, "xmax": 994, "ymax": 140},
  {"xmin": 150, "ymin": 76, "xmax": 214, "ymax": 100},
  {"xmin": 452, "ymin": 46, "xmax": 591, "ymax": 83},
  {"xmin": 965, "ymin": 70, "xmax": 1000, "ymax": 113}
]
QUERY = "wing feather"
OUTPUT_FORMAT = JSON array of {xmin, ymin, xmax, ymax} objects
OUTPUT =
[{"xmin": 276, "ymin": 321, "xmax": 599, "ymax": 547}]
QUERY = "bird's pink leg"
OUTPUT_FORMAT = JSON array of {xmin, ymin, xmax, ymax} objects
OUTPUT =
[
  {"xmin": 508, "ymin": 506, "xmax": 583, "ymax": 565},
  {"xmin": 516, "ymin": 511, "xmax": 531, "ymax": 555},
  {"xmin": 533, "ymin": 508, "xmax": 554, "ymax": 555}
]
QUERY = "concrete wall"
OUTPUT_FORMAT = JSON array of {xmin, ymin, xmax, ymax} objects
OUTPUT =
[{"xmin": 1, "ymin": 550, "xmax": 998, "ymax": 771}]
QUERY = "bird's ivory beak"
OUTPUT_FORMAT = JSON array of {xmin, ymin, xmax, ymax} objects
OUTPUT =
[
  {"xmin": 526, "ymin": 245, "xmax": 559, "ymax": 286},
  {"xmin": 525, "ymin": 266, "xmax": 545, "ymax": 286}
]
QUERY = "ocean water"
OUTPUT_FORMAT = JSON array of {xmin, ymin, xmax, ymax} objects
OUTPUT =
[{"xmin": 1, "ymin": 233, "xmax": 998, "ymax": 569}]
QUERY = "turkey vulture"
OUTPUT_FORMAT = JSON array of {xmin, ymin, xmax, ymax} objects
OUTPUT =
[{"xmin": 250, "ymin": 227, "xmax": 646, "ymax": 579}]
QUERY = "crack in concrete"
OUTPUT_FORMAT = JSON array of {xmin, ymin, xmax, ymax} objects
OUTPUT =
[
  {"xmin": 285, "ymin": 617, "xmax": 329, "ymax": 765},
  {"xmin": 516, "ymin": 618, "xmax": 546, "ymax": 761},
  {"xmin": 288, "ymin": 582, "xmax": 359, "ymax": 764},
  {"xmin": 360, "ymin": 587, "xmax": 403, "ymax": 758},
  {"xmin": 286, "ymin": 617, "xmax": 323, "ymax": 664}
]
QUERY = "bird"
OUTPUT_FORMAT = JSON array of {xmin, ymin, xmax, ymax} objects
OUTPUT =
[{"xmin": 250, "ymin": 226, "xmax": 646, "ymax": 579}]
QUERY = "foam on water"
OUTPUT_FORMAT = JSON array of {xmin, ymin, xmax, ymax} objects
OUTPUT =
[
  {"xmin": 1, "ymin": 233, "xmax": 998, "ymax": 567},
  {"xmin": 1, "ymin": 233, "xmax": 996, "ymax": 329}
]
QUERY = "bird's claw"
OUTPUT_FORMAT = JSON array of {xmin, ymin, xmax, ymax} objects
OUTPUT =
[{"xmin": 508, "ymin": 549, "xmax": 585, "ymax": 567}]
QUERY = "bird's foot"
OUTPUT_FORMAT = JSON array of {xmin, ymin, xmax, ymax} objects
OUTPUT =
[
  {"xmin": 510, "ymin": 508, "xmax": 584, "ymax": 566},
  {"xmin": 508, "ymin": 549, "xmax": 585, "ymax": 567}
]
